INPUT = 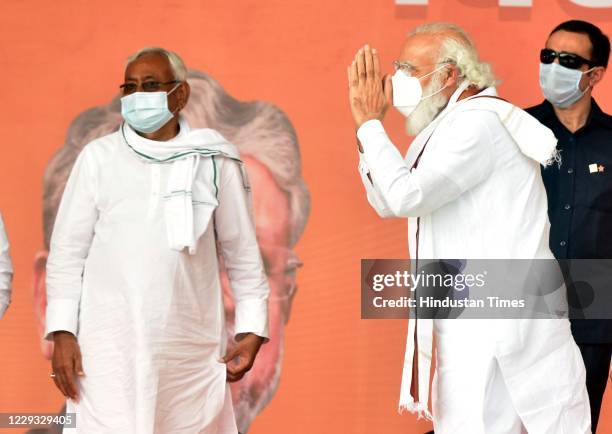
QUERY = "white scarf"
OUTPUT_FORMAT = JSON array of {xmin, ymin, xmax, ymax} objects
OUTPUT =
[
  {"xmin": 462, "ymin": 95, "xmax": 560, "ymax": 166},
  {"xmin": 398, "ymin": 87, "xmax": 559, "ymax": 420},
  {"xmin": 121, "ymin": 117, "xmax": 242, "ymax": 254}
]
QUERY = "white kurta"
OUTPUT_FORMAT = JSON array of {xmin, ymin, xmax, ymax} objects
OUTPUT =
[
  {"xmin": 45, "ymin": 121, "xmax": 269, "ymax": 434},
  {"xmin": 0, "ymin": 213, "xmax": 13, "ymax": 319},
  {"xmin": 357, "ymin": 85, "xmax": 591, "ymax": 433}
]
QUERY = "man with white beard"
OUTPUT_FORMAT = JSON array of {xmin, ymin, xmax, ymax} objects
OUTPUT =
[{"xmin": 348, "ymin": 23, "xmax": 592, "ymax": 433}]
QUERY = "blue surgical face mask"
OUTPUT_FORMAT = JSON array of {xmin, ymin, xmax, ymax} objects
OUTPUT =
[
  {"xmin": 539, "ymin": 62, "xmax": 594, "ymax": 109},
  {"xmin": 120, "ymin": 83, "xmax": 180, "ymax": 134}
]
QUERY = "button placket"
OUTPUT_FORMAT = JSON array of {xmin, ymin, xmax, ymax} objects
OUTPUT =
[
  {"xmin": 147, "ymin": 165, "xmax": 161, "ymax": 219},
  {"xmin": 565, "ymin": 134, "xmax": 577, "ymax": 258}
]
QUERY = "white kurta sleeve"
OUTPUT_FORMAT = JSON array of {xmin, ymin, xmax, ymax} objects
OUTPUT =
[
  {"xmin": 357, "ymin": 153, "xmax": 394, "ymax": 218},
  {"xmin": 45, "ymin": 147, "xmax": 99, "ymax": 340},
  {"xmin": 215, "ymin": 159, "xmax": 270, "ymax": 341},
  {"xmin": 356, "ymin": 114, "xmax": 494, "ymax": 217},
  {"xmin": 0, "ymin": 213, "xmax": 13, "ymax": 320}
]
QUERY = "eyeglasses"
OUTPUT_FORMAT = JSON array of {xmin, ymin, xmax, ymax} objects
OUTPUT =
[
  {"xmin": 392, "ymin": 60, "xmax": 451, "ymax": 76},
  {"xmin": 119, "ymin": 80, "xmax": 180, "ymax": 95},
  {"xmin": 540, "ymin": 49, "xmax": 594, "ymax": 70}
]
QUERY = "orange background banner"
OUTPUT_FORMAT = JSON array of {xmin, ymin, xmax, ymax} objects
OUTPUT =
[{"xmin": 0, "ymin": 1, "xmax": 610, "ymax": 433}]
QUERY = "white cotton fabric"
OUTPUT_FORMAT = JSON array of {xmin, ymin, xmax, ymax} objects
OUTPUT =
[
  {"xmin": 357, "ymin": 84, "xmax": 591, "ymax": 433},
  {"xmin": 0, "ymin": 213, "xmax": 13, "ymax": 319},
  {"xmin": 45, "ymin": 119, "xmax": 269, "ymax": 433},
  {"xmin": 121, "ymin": 118, "xmax": 242, "ymax": 254}
]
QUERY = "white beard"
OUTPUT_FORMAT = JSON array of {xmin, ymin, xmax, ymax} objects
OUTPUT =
[{"xmin": 405, "ymin": 74, "xmax": 450, "ymax": 136}]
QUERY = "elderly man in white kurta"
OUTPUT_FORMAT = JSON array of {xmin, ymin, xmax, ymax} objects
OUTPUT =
[
  {"xmin": 348, "ymin": 23, "xmax": 592, "ymax": 433},
  {"xmin": 44, "ymin": 47, "xmax": 269, "ymax": 434},
  {"xmin": 0, "ymin": 212, "xmax": 13, "ymax": 319}
]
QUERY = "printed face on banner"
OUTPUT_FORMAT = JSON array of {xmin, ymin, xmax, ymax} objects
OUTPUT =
[{"xmin": 32, "ymin": 70, "xmax": 309, "ymax": 433}]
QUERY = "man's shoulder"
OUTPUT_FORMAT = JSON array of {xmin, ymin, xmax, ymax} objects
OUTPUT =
[
  {"xmin": 598, "ymin": 112, "xmax": 612, "ymax": 129},
  {"xmin": 73, "ymin": 130, "xmax": 123, "ymax": 172},
  {"xmin": 188, "ymin": 127, "xmax": 241, "ymax": 159},
  {"xmin": 524, "ymin": 100, "xmax": 551, "ymax": 121},
  {"xmin": 81, "ymin": 130, "xmax": 122, "ymax": 156},
  {"xmin": 188, "ymin": 127, "xmax": 226, "ymax": 142},
  {"xmin": 441, "ymin": 101, "xmax": 502, "ymax": 130},
  {"xmin": 428, "ymin": 108, "xmax": 502, "ymax": 151},
  {"xmin": 592, "ymin": 100, "xmax": 612, "ymax": 130}
]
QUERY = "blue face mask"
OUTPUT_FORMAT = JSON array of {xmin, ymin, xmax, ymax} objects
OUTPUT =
[
  {"xmin": 120, "ymin": 83, "xmax": 180, "ymax": 134},
  {"xmin": 539, "ymin": 62, "xmax": 593, "ymax": 109}
]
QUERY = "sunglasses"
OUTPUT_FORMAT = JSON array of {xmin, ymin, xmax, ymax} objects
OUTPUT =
[{"xmin": 540, "ymin": 48, "xmax": 595, "ymax": 70}]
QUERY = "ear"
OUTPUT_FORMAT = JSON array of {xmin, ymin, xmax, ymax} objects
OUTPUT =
[
  {"xmin": 445, "ymin": 64, "xmax": 460, "ymax": 89},
  {"xmin": 588, "ymin": 66, "xmax": 606, "ymax": 87},
  {"xmin": 33, "ymin": 250, "xmax": 53, "ymax": 359},
  {"xmin": 178, "ymin": 81, "xmax": 191, "ymax": 111}
]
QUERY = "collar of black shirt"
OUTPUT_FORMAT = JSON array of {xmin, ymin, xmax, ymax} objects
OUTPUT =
[{"xmin": 532, "ymin": 98, "xmax": 612, "ymax": 131}]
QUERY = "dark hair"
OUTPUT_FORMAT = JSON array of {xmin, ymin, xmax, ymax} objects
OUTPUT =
[{"xmin": 550, "ymin": 20, "xmax": 610, "ymax": 68}]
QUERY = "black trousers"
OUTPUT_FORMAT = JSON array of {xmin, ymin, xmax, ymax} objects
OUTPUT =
[{"xmin": 578, "ymin": 343, "xmax": 612, "ymax": 433}]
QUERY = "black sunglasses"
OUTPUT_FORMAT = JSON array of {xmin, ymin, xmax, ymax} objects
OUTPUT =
[{"xmin": 540, "ymin": 48, "xmax": 595, "ymax": 70}]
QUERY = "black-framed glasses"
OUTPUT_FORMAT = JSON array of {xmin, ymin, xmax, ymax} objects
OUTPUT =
[
  {"xmin": 119, "ymin": 80, "xmax": 180, "ymax": 95},
  {"xmin": 540, "ymin": 48, "xmax": 595, "ymax": 70}
]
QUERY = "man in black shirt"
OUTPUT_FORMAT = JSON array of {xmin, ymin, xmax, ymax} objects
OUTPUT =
[{"xmin": 527, "ymin": 20, "xmax": 611, "ymax": 432}]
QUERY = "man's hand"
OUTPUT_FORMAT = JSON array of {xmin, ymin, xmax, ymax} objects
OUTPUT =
[
  {"xmin": 51, "ymin": 331, "xmax": 84, "ymax": 401},
  {"xmin": 220, "ymin": 333, "xmax": 265, "ymax": 382},
  {"xmin": 348, "ymin": 45, "xmax": 393, "ymax": 129}
]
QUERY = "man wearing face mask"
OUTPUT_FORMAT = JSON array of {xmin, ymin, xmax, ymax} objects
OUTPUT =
[
  {"xmin": 45, "ymin": 47, "xmax": 269, "ymax": 433},
  {"xmin": 527, "ymin": 20, "xmax": 611, "ymax": 432},
  {"xmin": 348, "ymin": 22, "xmax": 591, "ymax": 433}
]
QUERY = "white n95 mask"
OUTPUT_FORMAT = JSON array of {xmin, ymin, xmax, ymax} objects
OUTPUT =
[
  {"xmin": 120, "ymin": 83, "xmax": 180, "ymax": 133},
  {"xmin": 539, "ymin": 62, "xmax": 594, "ymax": 109},
  {"xmin": 392, "ymin": 64, "xmax": 448, "ymax": 117}
]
